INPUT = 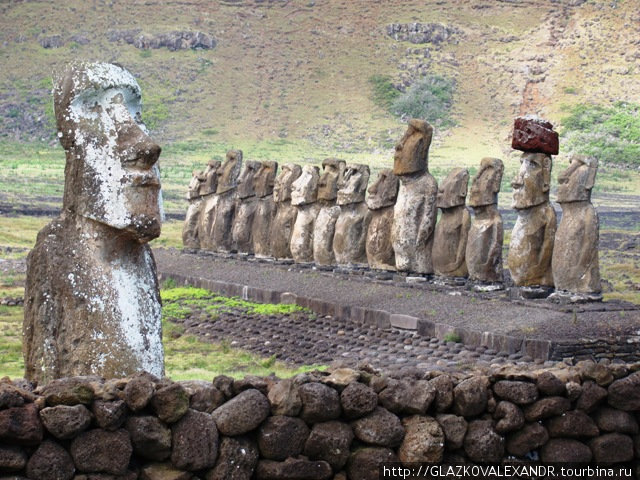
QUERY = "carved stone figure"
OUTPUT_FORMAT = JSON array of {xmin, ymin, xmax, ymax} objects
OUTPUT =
[
  {"xmin": 232, "ymin": 160, "xmax": 261, "ymax": 254},
  {"xmin": 24, "ymin": 62, "xmax": 164, "ymax": 383},
  {"xmin": 270, "ymin": 164, "xmax": 302, "ymax": 259},
  {"xmin": 182, "ymin": 169, "xmax": 205, "ymax": 249},
  {"xmin": 196, "ymin": 159, "xmax": 222, "ymax": 250},
  {"xmin": 551, "ymin": 155, "xmax": 601, "ymax": 298},
  {"xmin": 252, "ymin": 161, "xmax": 279, "ymax": 258},
  {"xmin": 210, "ymin": 149, "xmax": 243, "ymax": 252},
  {"xmin": 333, "ymin": 164, "xmax": 371, "ymax": 266},
  {"xmin": 391, "ymin": 119, "xmax": 438, "ymax": 274},
  {"xmin": 290, "ymin": 165, "xmax": 320, "ymax": 263},
  {"xmin": 433, "ymin": 168, "xmax": 471, "ymax": 279},
  {"xmin": 366, "ymin": 169, "xmax": 399, "ymax": 271},
  {"xmin": 313, "ymin": 158, "xmax": 345, "ymax": 266},
  {"xmin": 466, "ymin": 158, "xmax": 505, "ymax": 286}
]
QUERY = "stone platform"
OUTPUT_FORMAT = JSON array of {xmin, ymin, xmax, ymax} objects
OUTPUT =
[{"xmin": 154, "ymin": 248, "xmax": 640, "ymax": 362}]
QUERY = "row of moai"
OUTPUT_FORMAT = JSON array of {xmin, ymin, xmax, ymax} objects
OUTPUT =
[{"xmin": 183, "ymin": 117, "xmax": 601, "ymax": 301}]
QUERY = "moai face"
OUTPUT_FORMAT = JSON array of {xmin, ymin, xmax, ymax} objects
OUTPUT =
[
  {"xmin": 437, "ymin": 168, "xmax": 469, "ymax": 209},
  {"xmin": 253, "ymin": 161, "xmax": 278, "ymax": 198},
  {"xmin": 468, "ymin": 157, "xmax": 504, "ymax": 208},
  {"xmin": 216, "ymin": 149, "xmax": 243, "ymax": 194},
  {"xmin": 291, "ymin": 165, "xmax": 320, "ymax": 206},
  {"xmin": 317, "ymin": 158, "xmax": 346, "ymax": 201},
  {"xmin": 236, "ymin": 160, "xmax": 261, "ymax": 199},
  {"xmin": 337, "ymin": 164, "xmax": 370, "ymax": 205},
  {"xmin": 188, "ymin": 169, "xmax": 203, "ymax": 198},
  {"xmin": 393, "ymin": 118, "xmax": 433, "ymax": 176},
  {"xmin": 367, "ymin": 169, "xmax": 399, "ymax": 210},
  {"xmin": 556, "ymin": 155, "xmax": 598, "ymax": 203},
  {"xmin": 511, "ymin": 152, "xmax": 552, "ymax": 210},
  {"xmin": 54, "ymin": 62, "xmax": 163, "ymax": 242},
  {"xmin": 199, "ymin": 160, "xmax": 221, "ymax": 195},
  {"xmin": 273, "ymin": 163, "xmax": 302, "ymax": 203}
]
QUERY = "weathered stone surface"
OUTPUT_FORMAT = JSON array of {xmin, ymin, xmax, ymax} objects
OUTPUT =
[
  {"xmin": 256, "ymin": 458, "xmax": 332, "ymax": 480},
  {"xmin": 41, "ymin": 377, "xmax": 95, "ymax": 406},
  {"xmin": 435, "ymin": 414, "xmax": 467, "ymax": 450},
  {"xmin": 428, "ymin": 375, "xmax": 453, "ymax": 412},
  {"xmin": 540, "ymin": 438, "xmax": 592, "ymax": 463},
  {"xmin": 0, "ymin": 383, "xmax": 28, "ymax": 409},
  {"xmin": 269, "ymin": 164, "xmax": 302, "ymax": 259},
  {"xmin": 252, "ymin": 161, "xmax": 278, "ymax": 257},
  {"xmin": 73, "ymin": 471, "xmax": 138, "ymax": 479},
  {"xmin": 366, "ymin": 169, "xmax": 399, "ymax": 271},
  {"xmin": 493, "ymin": 380, "xmax": 538, "ymax": 405},
  {"xmin": 536, "ymin": 371, "xmax": 566, "ymax": 396},
  {"xmin": 124, "ymin": 375, "xmax": 155, "ymax": 411},
  {"xmin": 140, "ymin": 463, "xmax": 193, "ymax": 480},
  {"xmin": 340, "ymin": 382, "xmax": 377, "ymax": 420},
  {"xmin": 171, "ymin": 409, "xmax": 219, "ymax": 471},
  {"xmin": 433, "ymin": 168, "xmax": 470, "ymax": 278},
  {"xmin": 126, "ymin": 415, "xmax": 171, "ymax": 461},
  {"xmin": 304, "ymin": 421, "xmax": 354, "ymax": 471},
  {"xmin": 524, "ymin": 396, "xmax": 571, "ymax": 422},
  {"xmin": 182, "ymin": 169, "xmax": 205, "ymax": 249},
  {"xmin": 70, "ymin": 429, "xmax": 132, "ymax": 475},
  {"xmin": 179, "ymin": 380, "xmax": 224, "ymax": 414},
  {"xmin": 594, "ymin": 407, "xmax": 639, "ymax": 434},
  {"xmin": 212, "ymin": 375, "xmax": 234, "ymax": 399},
  {"xmin": 398, "ymin": 415, "xmax": 444, "ymax": 463},
  {"xmin": 24, "ymin": 63, "xmax": 164, "ymax": 383},
  {"xmin": 257, "ymin": 415, "xmax": 310, "ymax": 460},
  {"xmin": 92, "ymin": 400, "xmax": 128, "ymax": 431},
  {"xmin": 321, "ymin": 369, "xmax": 360, "ymax": 390},
  {"xmin": 313, "ymin": 203, "xmax": 340, "ymax": 266},
  {"xmin": 512, "ymin": 116, "xmax": 559, "ymax": 155},
  {"xmin": 493, "ymin": 401, "xmax": 524, "ymax": 434},
  {"xmin": 213, "ymin": 389, "xmax": 270, "ymax": 436},
  {"xmin": 39, "ymin": 404, "xmax": 92, "ymax": 439},
  {"xmin": 0, "ymin": 445, "xmax": 27, "ymax": 472},
  {"xmin": 589, "ymin": 433, "xmax": 634, "ymax": 463},
  {"xmin": 351, "ymin": 407, "xmax": 404, "ymax": 447},
  {"xmin": 0, "ymin": 404, "xmax": 43, "ymax": 445},
  {"xmin": 26, "ymin": 440, "xmax": 75, "ymax": 480},
  {"xmin": 453, "ymin": 377, "xmax": 488, "ymax": 417},
  {"xmin": 151, "ymin": 383, "xmax": 189, "ymax": 424},
  {"xmin": 506, "ymin": 423, "xmax": 548, "ymax": 457},
  {"xmin": 576, "ymin": 381, "xmax": 607, "ymax": 412},
  {"xmin": 463, "ymin": 420, "xmax": 504, "ymax": 463},
  {"xmin": 392, "ymin": 119, "xmax": 438, "ymax": 274},
  {"xmin": 209, "ymin": 149, "xmax": 242, "ymax": 252},
  {"xmin": 378, "ymin": 379, "xmax": 435, "ymax": 415},
  {"xmin": 346, "ymin": 447, "xmax": 398, "ymax": 480},
  {"xmin": 232, "ymin": 375, "xmax": 271, "ymax": 396},
  {"xmin": 546, "ymin": 410, "xmax": 599, "ymax": 438},
  {"xmin": 299, "ymin": 382, "xmax": 341, "ymax": 424},
  {"xmin": 206, "ymin": 435, "xmax": 259, "ymax": 480},
  {"xmin": 290, "ymin": 165, "xmax": 320, "ymax": 262},
  {"xmin": 232, "ymin": 161, "xmax": 261, "ymax": 254},
  {"xmin": 608, "ymin": 371, "xmax": 640, "ymax": 411},
  {"xmin": 268, "ymin": 379, "xmax": 302, "ymax": 417}
]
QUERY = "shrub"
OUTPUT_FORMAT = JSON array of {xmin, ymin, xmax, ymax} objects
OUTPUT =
[
  {"xmin": 391, "ymin": 75, "xmax": 455, "ymax": 128},
  {"xmin": 369, "ymin": 74, "xmax": 401, "ymax": 111}
]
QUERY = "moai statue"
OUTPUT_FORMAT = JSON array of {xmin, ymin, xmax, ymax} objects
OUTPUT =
[
  {"xmin": 551, "ymin": 155, "xmax": 601, "ymax": 300},
  {"xmin": 391, "ymin": 119, "xmax": 438, "ymax": 274},
  {"xmin": 433, "ymin": 168, "xmax": 471, "ymax": 281},
  {"xmin": 333, "ymin": 164, "xmax": 371, "ymax": 266},
  {"xmin": 270, "ymin": 164, "xmax": 302, "ymax": 259},
  {"xmin": 465, "ymin": 158, "xmax": 505, "ymax": 288},
  {"xmin": 210, "ymin": 149, "xmax": 243, "ymax": 252},
  {"xmin": 313, "ymin": 158, "xmax": 346, "ymax": 266},
  {"xmin": 252, "ymin": 161, "xmax": 279, "ymax": 258},
  {"xmin": 366, "ymin": 169, "xmax": 399, "ymax": 271},
  {"xmin": 507, "ymin": 116, "xmax": 558, "ymax": 295},
  {"xmin": 182, "ymin": 169, "xmax": 205, "ymax": 249},
  {"xmin": 290, "ymin": 165, "xmax": 321, "ymax": 263},
  {"xmin": 24, "ymin": 62, "xmax": 164, "ymax": 383},
  {"xmin": 232, "ymin": 160, "xmax": 261, "ymax": 254},
  {"xmin": 196, "ymin": 159, "xmax": 222, "ymax": 249}
]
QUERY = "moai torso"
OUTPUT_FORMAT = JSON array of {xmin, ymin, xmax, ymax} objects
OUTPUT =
[
  {"xmin": 211, "ymin": 150, "xmax": 243, "ymax": 253},
  {"xmin": 433, "ymin": 168, "xmax": 470, "ymax": 278},
  {"xmin": 232, "ymin": 160, "xmax": 261, "ymax": 254},
  {"xmin": 196, "ymin": 161, "xmax": 222, "ymax": 250},
  {"xmin": 290, "ymin": 165, "xmax": 320, "ymax": 263},
  {"xmin": 252, "ymin": 161, "xmax": 279, "ymax": 258},
  {"xmin": 270, "ymin": 164, "xmax": 302, "ymax": 259},
  {"xmin": 313, "ymin": 159, "xmax": 345, "ymax": 266},
  {"xmin": 183, "ymin": 169, "xmax": 205, "ymax": 249},
  {"xmin": 366, "ymin": 169, "xmax": 399, "ymax": 271}
]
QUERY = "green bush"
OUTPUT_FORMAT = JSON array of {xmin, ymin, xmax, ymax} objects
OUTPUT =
[
  {"xmin": 391, "ymin": 75, "xmax": 455, "ymax": 128},
  {"xmin": 368, "ymin": 74, "xmax": 400, "ymax": 111},
  {"xmin": 561, "ymin": 101, "xmax": 640, "ymax": 167}
]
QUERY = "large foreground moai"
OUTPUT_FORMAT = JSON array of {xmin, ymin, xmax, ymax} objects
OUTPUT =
[
  {"xmin": 466, "ymin": 158, "xmax": 505, "ymax": 286},
  {"xmin": 551, "ymin": 155, "xmax": 602, "ymax": 298},
  {"xmin": 252, "ymin": 161, "xmax": 279, "ymax": 258},
  {"xmin": 507, "ymin": 117, "xmax": 558, "ymax": 290},
  {"xmin": 210, "ymin": 149, "xmax": 243, "ymax": 252},
  {"xmin": 232, "ymin": 160, "xmax": 261, "ymax": 254},
  {"xmin": 366, "ymin": 169, "xmax": 399, "ymax": 270},
  {"xmin": 333, "ymin": 164, "xmax": 371, "ymax": 266},
  {"xmin": 391, "ymin": 119, "xmax": 438, "ymax": 274},
  {"xmin": 313, "ymin": 159, "xmax": 346, "ymax": 266},
  {"xmin": 290, "ymin": 165, "xmax": 320, "ymax": 263},
  {"xmin": 24, "ymin": 63, "xmax": 164, "ymax": 383},
  {"xmin": 270, "ymin": 164, "xmax": 302, "ymax": 259},
  {"xmin": 433, "ymin": 168, "xmax": 471, "ymax": 279},
  {"xmin": 195, "ymin": 160, "xmax": 222, "ymax": 249}
]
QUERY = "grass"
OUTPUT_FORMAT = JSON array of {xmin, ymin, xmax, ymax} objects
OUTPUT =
[{"xmin": 0, "ymin": 305, "xmax": 24, "ymax": 379}]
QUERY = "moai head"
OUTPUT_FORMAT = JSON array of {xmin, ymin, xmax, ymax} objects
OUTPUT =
[
  {"xmin": 199, "ymin": 159, "xmax": 221, "ymax": 195},
  {"xmin": 366, "ymin": 169, "xmax": 399, "ymax": 210},
  {"xmin": 216, "ymin": 149, "xmax": 243, "ymax": 194},
  {"xmin": 557, "ymin": 155, "xmax": 598, "ymax": 203},
  {"xmin": 337, "ymin": 164, "xmax": 370, "ymax": 205},
  {"xmin": 393, "ymin": 118, "xmax": 433, "ymax": 176},
  {"xmin": 317, "ymin": 158, "xmax": 346, "ymax": 201},
  {"xmin": 511, "ymin": 152, "xmax": 552, "ymax": 210},
  {"xmin": 437, "ymin": 168, "xmax": 469, "ymax": 209},
  {"xmin": 54, "ymin": 62, "xmax": 162, "ymax": 242},
  {"xmin": 291, "ymin": 165, "xmax": 320, "ymax": 206},
  {"xmin": 468, "ymin": 157, "xmax": 504, "ymax": 207},
  {"xmin": 236, "ymin": 160, "xmax": 261, "ymax": 199},
  {"xmin": 253, "ymin": 161, "xmax": 279, "ymax": 198},
  {"xmin": 273, "ymin": 163, "xmax": 302, "ymax": 203},
  {"xmin": 188, "ymin": 169, "xmax": 203, "ymax": 199}
]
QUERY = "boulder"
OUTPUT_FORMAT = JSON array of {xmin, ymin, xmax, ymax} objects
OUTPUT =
[
  {"xmin": 378, "ymin": 379, "xmax": 435, "ymax": 415},
  {"xmin": 304, "ymin": 421, "xmax": 354, "ymax": 471},
  {"xmin": 351, "ymin": 407, "xmax": 404, "ymax": 447},
  {"xmin": 26, "ymin": 440, "xmax": 75, "ymax": 480},
  {"xmin": 493, "ymin": 401, "xmax": 524, "ymax": 434},
  {"xmin": 299, "ymin": 383, "xmax": 341, "ymax": 424},
  {"xmin": 546, "ymin": 410, "xmax": 599, "ymax": 438},
  {"xmin": 540, "ymin": 438, "xmax": 592, "ymax": 463},
  {"xmin": 92, "ymin": 400, "xmax": 128, "ymax": 431},
  {"xmin": 608, "ymin": 372, "xmax": 640, "ymax": 411},
  {"xmin": 256, "ymin": 458, "xmax": 332, "ymax": 480},
  {"xmin": 339, "ymin": 383, "xmax": 377, "ymax": 420},
  {"xmin": 0, "ymin": 445, "xmax": 27, "ymax": 472},
  {"xmin": 429, "ymin": 375, "xmax": 454, "ymax": 412},
  {"xmin": 171, "ymin": 409, "xmax": 219, "ymax": 471},
  {"xmin": 523, "ymin": 396, "xmax": 570, "ymax": 421},
  {"xmin": 41, "ymin": 378, "xmax": 95, "ymax": 406},
  {"xmin": 453, "ymin": 377, "xmax": 488, "ymax": 417},
  {"xmin": 124, "ymin": 375, "xmax": 156, "ymax": 412},
  {"xmin": 206, "ymin": 435, "xmax": 259, "ymax": 480},
  {"xmin": 506, "ymin": 423, "xmax": 548, "ymax": 457},
  {"xmin": 398, "ymin": 415, "xmax": 444, "ymax": 463},
  {"xmin": 151, "ymin": 383, "xmax": 190, "ymax": 424},
  {"xmin": 576, "ymin": 381, "xmax": 607, "ymax": 412},
  {"xmin": 70, "ymin": 429, "xmax": 132, "ymax": 475},
  {"xmin": 39, "ymin": 404, "xmax": 92, "ymax": 439},
  {"xmin": 594, "ymin": 407, "xmax": 639, "ymax": 434},
  {"xmin": 346, "ymin": 447, "xmax": 399, "ymax": 480},
  {"xmin": 589, "ymin": 433, "xmax": 634, "ymax": 463},
  {"xmin": 268, "ymin": 379, "xmax": 302, "ymax": 417},
  {"xmin": 0, "ymin": 404, "xmax": 43, "ymax": 445},
  {"xmin": 140, "ymin": 462, "xmax": 193, "ymax": 480},
  {"xmin": 126, "ymin": 415, "xmax": 172, "ymax": 461},
  {"xmin": 463, "ymin": 420, "xmax": 504, "ymax": 463},
  {"xmin": 213, "ymin": 389, "xmax": 270, "ymax": 436},
  {"xmin": 536, "ymin": 371, "xmax": 566, "ymax": 396},
  {"xmin": 492, "ymin": 380, "xmax": 538, "ymax": 405},
  {"xmin": 179, "ymin": 381, "xmax": 225, "ymax": 413},
  {"xmin": 258, "ymin": 415, "xmax": 310, "ymax": 460},
  {"xmin": 435, "ymin": 414, "xmax": 467, "ymax": 450}
]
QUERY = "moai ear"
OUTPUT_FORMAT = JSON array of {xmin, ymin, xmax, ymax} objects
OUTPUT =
[
  {"xmin": 585, "ymin": 157, "xmax": 598, "ymax": 190},
  {"xmin": 542, "ymin": 156, "xmax": 552, "ymax": 193}
]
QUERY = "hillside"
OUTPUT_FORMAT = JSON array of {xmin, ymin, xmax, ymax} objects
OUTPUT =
[{"xmin": 1, "ymin": 0, "xmax": 639, "ymax": 167}]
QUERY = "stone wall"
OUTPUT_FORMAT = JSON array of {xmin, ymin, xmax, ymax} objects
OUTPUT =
[{"xmin": 1, "ymin": 365, "xmax": 640, "ymax": 479}]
